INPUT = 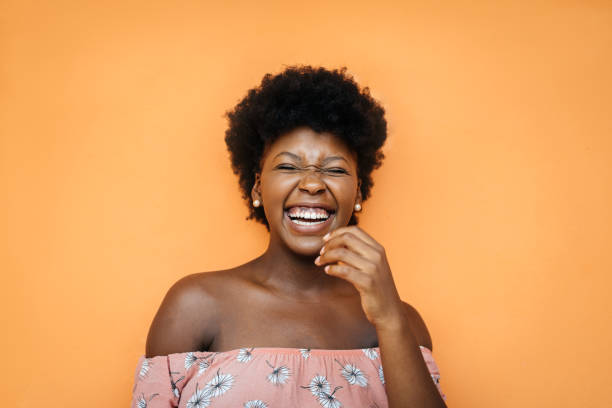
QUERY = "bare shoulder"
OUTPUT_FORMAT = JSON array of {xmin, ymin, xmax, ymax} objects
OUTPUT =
[
  {"xmin": 145, "ymin": 271, "xmax": 228, "ymax": 358},
  {"xmin": 401, "ymin": 301, "xmax": 434, "ymax": 351}
]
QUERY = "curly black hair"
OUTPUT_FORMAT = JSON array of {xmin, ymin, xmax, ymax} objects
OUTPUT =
[{"xmin": 224, "ymin": 65, "xmax": 387, "ymax": 230}]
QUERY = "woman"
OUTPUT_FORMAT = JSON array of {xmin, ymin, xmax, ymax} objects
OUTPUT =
[{"xmin": 130, "ymin": 66, "xmax": 447, "ymax": 408}]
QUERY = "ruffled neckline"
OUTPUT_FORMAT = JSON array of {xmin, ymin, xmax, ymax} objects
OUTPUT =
[{"xmin": 144, "ymin": 345, "xmax": 432, "ymax": 359}]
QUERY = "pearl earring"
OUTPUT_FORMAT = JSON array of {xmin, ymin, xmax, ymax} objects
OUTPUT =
[
  {"xmin": 253, "ymin": 199, "xmax": 261, "ymax": 207},
  {"xmin": 354, "ymin": 203, "xmax": 361, "ymax": 212}
]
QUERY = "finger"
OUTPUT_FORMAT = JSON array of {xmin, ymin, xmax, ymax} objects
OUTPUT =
[
  {"xmin": 324, "ymin": 226, "xmax": 383, "ymax": 251},
  {"xmin": 316, "ymin": 247, "xmax": 373, "ymax": 271},
  {"xmin": 324, "ymin": 264, "xmax": 371, "ymax": 290},
  {"xmin": 320, "ymin": 231, "xmax": 378, "ymax": 259}
]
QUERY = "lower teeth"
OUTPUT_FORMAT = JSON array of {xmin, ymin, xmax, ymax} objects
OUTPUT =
[{"xmin": 290, "ymin": 218, "xmax": 327, "ymax": 225}]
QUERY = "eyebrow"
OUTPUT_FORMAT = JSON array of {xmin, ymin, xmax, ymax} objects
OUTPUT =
[{"xmin": 273, "ymin": 151, "xmax": 349, "ymax": 165}]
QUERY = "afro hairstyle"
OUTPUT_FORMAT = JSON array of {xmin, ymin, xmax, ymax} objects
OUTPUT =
[{"xmin": 224, "ymin": 65, "xmax": 387, "ymax": 230}]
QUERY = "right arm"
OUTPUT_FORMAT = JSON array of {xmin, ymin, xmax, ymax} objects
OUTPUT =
[
  {"xmin": 146, "ymin": 273, "xmax": 219, "ymax": 357},
  {"xmin": 130, "ymin": 273, "xmax": 219, "ymax": 407}
]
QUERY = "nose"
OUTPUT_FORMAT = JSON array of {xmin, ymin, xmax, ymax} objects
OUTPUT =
[{"xmin": 297, "ymin": 168, "xmax": 326, "ymax": 194}]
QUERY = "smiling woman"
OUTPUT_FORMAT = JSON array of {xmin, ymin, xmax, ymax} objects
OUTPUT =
[
  {"xmin": 224, "ymin": 66, "xmax": 386, "ymax": 231},
  {"xmin": 254, "ymin": 127, "xmax": 362, "ymax": 255},
  {"xmin": 130, "ymin": 66, "xmax": 447, "ymax": 408}
]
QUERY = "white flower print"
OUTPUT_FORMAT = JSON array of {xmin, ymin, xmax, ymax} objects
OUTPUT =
[
  {"xmin": 186, "ymin": 383, "xmax": 212, "ymax": 408},
  {"xmin": 244, "ymin": 400, "xmax": 268, "ymax": 408},
  {"xmin": 317, "ymin": 385, "xmax": 343, "ymax": 408},
  {"xmin": 378, "ymin": 365, "xmax": 385, "ymax": 385},
  {"xmin": 431, "ymin": 374, "xmax": 440, "ymax": 385},
  {"xmin": 204, "ymin": 368, "xmax": 235, "ymax": 397},
  {"xmin": 198, "ymin": 359, "xmax": 212, "ymax": 377},
  {"xmin": 362, "ymin": 347, "xmax": 379, "ymax": 359},
  {"xmin": 237, "ymin": 347, "xmax": 254, "ymax": 363},
  {"xmin": 265, "ymin": 359, "xmax": 291, "ymax": 385},
  {"xmin": 299, "ymin": 348, "xmax": 311, "ymax": 359},
  {"xmin": 185, "ymin": 352, "xmax": 198, "ymax": 370},
  {"xmin": 136, "ymin": 392, "xmax": 159, "ymax": 408},
  {"xmin": 169, "ymin": 371, "xmax": 185, "ymax": 398},
  {"xmin": 335, "ymin": 359, "xmax": 368, "ymax": 387},
  {"xmin": 300, "ymin": 374, "xmax": 331, "ymax": 397},
  {"xmin": 139, "ymin": 358, "xmax": 151, "ymax": 379},
  {"xmin": 185, "ymin": 352, "xmax": 215, "ymax": 374}
]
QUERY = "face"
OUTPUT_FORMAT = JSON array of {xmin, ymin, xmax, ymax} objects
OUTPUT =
[{"xmin": 252, "ymin": 126, "xmax": 362, "ymax": 256}]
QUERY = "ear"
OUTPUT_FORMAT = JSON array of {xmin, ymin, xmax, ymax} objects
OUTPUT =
[
  {"xmin": 355, "ymin": 179, "xmax": 363, "ymax": 205},
  {"xmin": 251, "ymin": 172, "xmax": 262, "ymax": 203}
]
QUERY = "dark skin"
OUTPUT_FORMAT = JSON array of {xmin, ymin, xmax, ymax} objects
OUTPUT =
[{"xmin": 146, "ymin": 126, "xmax": 444, "ymax": 407}]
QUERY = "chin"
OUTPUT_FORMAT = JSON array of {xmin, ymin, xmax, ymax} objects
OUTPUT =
[{"xmin": 283, "ymin": 234, "xmax": 322, "ymax": 257}]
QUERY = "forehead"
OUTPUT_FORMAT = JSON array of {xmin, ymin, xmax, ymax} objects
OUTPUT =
[{"xmin": 262, "ymin": 127, "xmax": 356, "ymax": 165}]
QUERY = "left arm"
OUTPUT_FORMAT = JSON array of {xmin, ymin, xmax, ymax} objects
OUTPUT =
[
  {"xmin": 316, "ymin": 226, "xmax": 446, "ymax": 408},
  {"xmin": 375, "ymin": 305, "xmax": 446, "ymax": 408}
]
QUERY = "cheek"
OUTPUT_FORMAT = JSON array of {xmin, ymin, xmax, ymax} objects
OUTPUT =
[
  {"xmin": 259, "ymin": 175, "xmax": 292, "ymax": 210},
  {"xmin": 330, "ymin": 182, "xmax": 359, "ymax": 218},
  {"xmin": 333, "ymin": 178, "xmax": 359, "ymax": 201}
]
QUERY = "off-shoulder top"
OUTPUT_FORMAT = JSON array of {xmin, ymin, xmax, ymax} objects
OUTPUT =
[{"xmin": 130, "ymin": 345, "xmax": 446, "ymax": 407}]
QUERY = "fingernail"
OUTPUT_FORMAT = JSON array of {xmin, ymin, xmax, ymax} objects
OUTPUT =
[
  {"xmin": 319, "ymin": 246, "xmax": 325, "ymax": 255},
  {"xmin": 315, "ymin": 256, "xmax": 320, "ymax": 264},
  {"xmin": 324, "ymin": 265, "xmax": 330, "ymax": 273},
  {"xmin": 323, "ymin": 233, "xmax": 330, "ymax": 240}
]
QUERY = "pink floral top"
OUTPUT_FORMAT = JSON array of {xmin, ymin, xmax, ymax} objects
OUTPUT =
[{"xmin": 130, "ymin": 345, "xmax": 446, "ymax": 407}]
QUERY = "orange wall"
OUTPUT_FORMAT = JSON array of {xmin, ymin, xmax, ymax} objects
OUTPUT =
[{"xmin": 1, "ymin": 1, "xmax": 611, "ymax": 407}]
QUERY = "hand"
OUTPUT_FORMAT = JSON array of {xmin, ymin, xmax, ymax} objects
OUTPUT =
[{"xmin": 314, "ymin": 226, "xmax": 405, "ymax": 329}]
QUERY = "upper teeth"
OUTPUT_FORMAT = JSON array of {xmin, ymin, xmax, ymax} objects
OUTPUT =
[{"xmin": 288, "ymin": 207, "xmax": 330, "ymax": 219}]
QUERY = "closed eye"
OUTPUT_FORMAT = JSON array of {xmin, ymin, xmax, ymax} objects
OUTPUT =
[
  {"xmin": 274, "ymin": 165, "xmax": 350, "ymax": 175},
  {"xmin": 327, "ymin": 168, "xmax": 349, "ymax": 174}
]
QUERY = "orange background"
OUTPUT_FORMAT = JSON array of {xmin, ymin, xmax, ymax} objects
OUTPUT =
[{"xmin": 1, "ymin": 1, "xmax": 611, "ymax": 407}]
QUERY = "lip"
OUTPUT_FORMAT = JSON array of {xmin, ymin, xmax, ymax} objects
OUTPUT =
[
  {"xmin": 284, "ymin": 202, "xmax": 336, "ymax": 212},
  {"xmin": 284, "ymin": 209, "xmax": 335, "ymax": 235}
]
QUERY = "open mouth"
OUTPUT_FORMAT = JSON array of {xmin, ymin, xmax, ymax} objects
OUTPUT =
[
  {"xmin": 285, "ymin": 206, "xmax": 335, "ymax": 225},
  {"xmin": 285, "ymin": 206, "xmax": 335, "ymax": 233}
]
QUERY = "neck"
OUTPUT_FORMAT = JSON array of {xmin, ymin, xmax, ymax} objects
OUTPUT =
[{"xmin": 252, "ymin": 235, "xmax": 349, "ymax": 299}]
